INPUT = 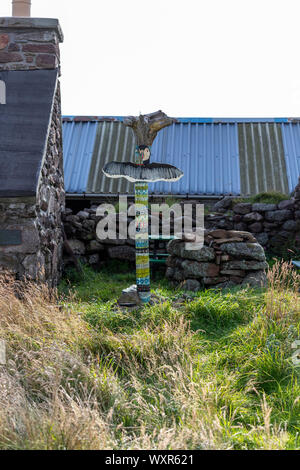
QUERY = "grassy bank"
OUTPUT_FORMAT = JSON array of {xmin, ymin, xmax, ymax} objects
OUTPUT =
[{"xmin": 0, "ymin": 261, "xmax": 299, "ymax": 449}]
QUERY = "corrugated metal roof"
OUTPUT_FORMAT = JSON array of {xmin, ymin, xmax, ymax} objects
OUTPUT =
[
  {"xmin": 87, "ymin": 121, "xmax": 136, "ymax": 194},
  {"xmin": 281, "ymin": 123, "xmax": 300, "ymax": 192},
  {"xmin": 238, "ymin": 123, "xmax": 289, "ymax": 196},
  {"xmin": 63, "ymin": 120, "xmax": 240, "ymax": 196},
  {"xmin": 63, "ymin": 116, "xmax": 300, "ymax": 124},
  {"xmin": 148, "ymin": 122, "xmax": 240, "ymax": 195},
  {"xmin": 63, "ymin": 120, "xmax": 98, "ymax": 193},
  {"xmin": 62, "ymin": 116, "xmax": 300, "ymax": 197}
]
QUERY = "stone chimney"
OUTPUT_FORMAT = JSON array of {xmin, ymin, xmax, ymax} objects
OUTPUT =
[
  {"xmin": 12, "ymin": 0, "xmax": 31, "ymax": 17},
  {"xmin": 0, "ymin": 16, "xmax": 63, "ymax": 72},
  {"xmin": 0, "ymin": 15, "xmax": 65, "ymax": 286}
]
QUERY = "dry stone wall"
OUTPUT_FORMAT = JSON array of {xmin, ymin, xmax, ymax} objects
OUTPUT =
[
  {"xmin": 63, "ymin": 203, "xmax": 269, "ymax": 290},
  {"xmin": 0, "ymin": 198, "xmax": 38, "ymax": 278},
  {"xmin": 36, "ymin": 84, "xmax": 65, "ymax": 285},
  {"xmin": 210, "ymin": 182, "xmax": 300, "ymax": 254},
  {"xmin": 63, "ymin": 205, "xmax": 136, "ymax": 268},
  {"xmin": 63, "ymin": 182, "xmax": 300, "ymax": 271}
]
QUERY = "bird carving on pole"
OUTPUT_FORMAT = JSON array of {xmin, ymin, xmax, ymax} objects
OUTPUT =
[{"xmin": 103, "ymin": 110, "xmax": 184, "ymax": 304}]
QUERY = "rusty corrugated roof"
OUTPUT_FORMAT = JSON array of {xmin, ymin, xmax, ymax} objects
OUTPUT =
[
  {"xmin": 238, "ymin": 122, "xmax": 289, "ymax": 196},
  {"xmin": 281, "ymin": 123, "xmax": 300, "ymax": 192}
]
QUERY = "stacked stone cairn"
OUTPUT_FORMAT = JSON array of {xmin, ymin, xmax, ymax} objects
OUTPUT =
[{"xmin": 166, "ymin": 230, "xmax": 268, "ymax": 291}]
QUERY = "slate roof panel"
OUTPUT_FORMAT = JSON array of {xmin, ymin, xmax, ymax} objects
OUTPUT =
[{"xmin": 0, "ymin": 69, "xmax": 58, "ymax": 197}]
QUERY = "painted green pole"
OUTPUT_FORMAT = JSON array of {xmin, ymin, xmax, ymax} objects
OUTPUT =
[{"xmin": 135, "ymin": 181, "xmax": 150, "ymax": 303}]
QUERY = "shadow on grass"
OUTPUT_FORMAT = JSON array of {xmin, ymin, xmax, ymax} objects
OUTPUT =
[{"xmin": 59, "ymin": 261, "xmax": 136, "ymax": 303}]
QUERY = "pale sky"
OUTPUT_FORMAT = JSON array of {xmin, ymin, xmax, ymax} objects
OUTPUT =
[{"xmin": 1, "ymin": 0, "xmax": 300, "ymax": 117}]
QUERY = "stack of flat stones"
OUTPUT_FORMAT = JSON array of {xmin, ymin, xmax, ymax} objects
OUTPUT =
[{"xmin": 166, "ymin": 230, "xmax": 268, "ymax": 291}]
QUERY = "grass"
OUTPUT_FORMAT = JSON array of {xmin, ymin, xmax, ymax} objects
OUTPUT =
[
  {"xmin": 266, "ymin": 238, "xmax": 300, "ymax": 263},
  {"xmin": 162, "ymin": 197, "xmax": 181, "ymax": 208},
  {"xmin": 232, "ymin": 191, "xmax": 289, "ymax": 205},
  {"xmin": 0, "ymin": 260, "xmax": 299, "ymax": 449}
]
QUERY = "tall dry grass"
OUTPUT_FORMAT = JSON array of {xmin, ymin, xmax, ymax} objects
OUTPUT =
[
  {"xmin": 0, "ymin": 274, "xmax": 224, "ymax": 449},
  {"xmin": 0, "ymin": 274, "xmax": 111, "ymax": 449},
  {"xmin": 266, "ymin": 260, "xmax": 300, "ymax": 322}
]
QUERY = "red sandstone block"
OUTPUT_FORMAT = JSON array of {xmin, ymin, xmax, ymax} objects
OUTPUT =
[
  {"xmin": 0, "ymin": 34, "xmax": 9, "ymax": 50},
  {"xmin": 36, "ymin": 54, "xmax": 56, "ymax": 68},
  {"xmin": 205, "ymin": 263, "xmax": 220, "ymax": 277},
  {"xmin": 22, "ymin": 43, "xmax": 57, "ymax": 53},
  {"xmin": 0, "ymin": 51, "xmax": 23, "ymax": 63}
]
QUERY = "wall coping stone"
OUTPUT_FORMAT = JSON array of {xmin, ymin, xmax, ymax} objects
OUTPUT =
[
  {"xmin": 0, "ymin": 17, "xmax": 63, "ymax": 42},
  {"xmin": 0, "ymin": 196, "xmax": 36, "ymax": 204}
]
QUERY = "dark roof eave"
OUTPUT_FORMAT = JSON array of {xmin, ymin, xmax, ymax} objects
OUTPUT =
[{"xmin": 0, "ymin": 190, "xmax": 36, "ymax": 198}]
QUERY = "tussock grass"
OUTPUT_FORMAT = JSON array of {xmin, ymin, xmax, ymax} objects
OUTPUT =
[
  {"xmin": 250, "ymin": 191, "xmax": 289, "ymax": 205},
  {"xmin": 232, "ymin": 191, "xmax": 289, "ymax": 206},
  {"xmin": 0, "ymin": 261, "xmax": 299, "ymax": 450}
]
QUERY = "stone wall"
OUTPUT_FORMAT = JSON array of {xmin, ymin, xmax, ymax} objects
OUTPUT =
[
  {"xmin": 166, "ymin": 230, "xmax": 268, "ymax": 290},
  {"xmin": 0, "ymin": 197, "xmax": 39, "ymax": 279},
  {"xmin": 211, "ymin": 182, "xmax": 300, "ymax": 254},
  {"xmin": 63, "ymin": 201, "xmax": 192, "ymax": 267},
  {"xmin": 63, "ymin": 204, "xmax": 136, "ymax": 268},
  {"xmin": 62, "ymin": 182, "xmax": 300, "ymax": 271},
  {"xmin": 0, "ymin": 17, "xmax": 62, "ymax": 71},
  {"xmin": 36, "ymin": 83, "xmax": 65, "ymax": 285},
  {"xmin": 62, "ymin": 204, "xmax": 268, "ymax": 290}
]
